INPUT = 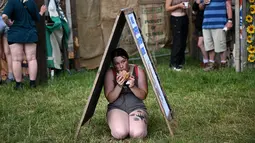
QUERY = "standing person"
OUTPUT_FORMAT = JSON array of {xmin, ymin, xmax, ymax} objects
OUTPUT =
[
  {"xmin": 2, "ymin": 0, "xmax": 47, "ymax": 89},
  {"xmin": 165, "ymin": 0, "xmax": 190, "ymax": 71},
  {"xmin": 202, "ymin": 0, "xmax": 233, "ymax": 71},
  {"xmin": 104, "ymin": 48, "xmax": 148, "ymax": 139},
  {"xmin": 192, "ymin": 0, "xmax": 209, "ymax": 68},
  {"xmin": 0, "ymin": 0, "xmax": 14, "ymax": 83}
]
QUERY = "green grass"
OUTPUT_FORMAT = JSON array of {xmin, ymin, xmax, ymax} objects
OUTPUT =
[{"xmin": 0, "ymin": 55, "xmax": 255, "ymax": 143}]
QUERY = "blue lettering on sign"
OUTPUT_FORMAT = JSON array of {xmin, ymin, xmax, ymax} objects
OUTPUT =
[
  {"xmin": 133, "ymin": 27, "xmax": 139, "ymax": 35},
  {"xmin": 137, "ymin": 36, "xmax": 143, "ymax": 45},
  {"xmin": 130, "ymin": 16, "xmax": 135, "ymax": 25},
  {"xmin": 141, "ymin": 47, "xmax": 146, "ymax": 55},
  {"xmin": 240, "ymin": 9, "xmax": 242, "ymax": 26}
]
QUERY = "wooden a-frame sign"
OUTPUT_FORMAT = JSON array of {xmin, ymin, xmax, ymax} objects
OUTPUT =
[{"xmin": 75, "ymin": 8, "xmax": 173, "ymax": 139}]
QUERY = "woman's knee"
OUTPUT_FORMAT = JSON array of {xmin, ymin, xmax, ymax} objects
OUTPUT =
[
  {"xmin": 111, "ymin": 128, "xmax": 128, "ymax": 139},
  {"xmin": 26, "ymin": 54, "xmax": 36, "ymax": 62},
  {"xmin": 129, "ymin": 128, "xmax": 147, "ymax": 138},
  {"xmin": 197, "ymin": 37, "xmax": 204, "ymax": 48},
  {"xmin": 11, "ymin": 54, "xmax": 23, "ymax": 62}
]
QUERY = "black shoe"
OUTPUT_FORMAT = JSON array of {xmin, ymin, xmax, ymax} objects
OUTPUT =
[
  {"xmin": 30, "ymin": 84, "xmax": 36, "ymax": 88},
  {"xmin": 30, "ymin": 80, "xmax": 36, "ymax": 88},
  {"xmin": 14, "ymin": 83, "xmax": 23, "ymax": 90},
  {"xmin": 0, "ymin": 79, "xmax": 2, "ymax": 85}
]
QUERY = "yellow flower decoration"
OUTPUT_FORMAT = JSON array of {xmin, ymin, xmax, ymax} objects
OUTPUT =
[
  {"xmin": 247, "ymin": 45, "xmax": 255, "ymax": 54},
  {"xmin": 247, "ymin": 25, "xmax": 255, "ymax": 34},
  {"xmin": 250, "ymin": 5, "xmax": 255, "ymax": 14},
  {"xmin": 248, "ymin": 54, "xmax": 255, "ymax": 62},
  {"xmin": 246, "ymin": 15, "xmax": 253, "ymax": 23},
  {"xmin": 247, "ymin": 35, "xmax": 253, "ymax": 43},
  {"xmin": 249, "ymin": 0, "xmax": 255, "ymax": 3}
]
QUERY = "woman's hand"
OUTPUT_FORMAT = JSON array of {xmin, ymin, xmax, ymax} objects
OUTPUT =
[
  {"xmin": 128, "ymin": 75, "xmax": 135, "ymax": 88},
  {"xmin": 39, "ymin": 5, "xmax": 47, "ymax": 16},
  {"xmin": 116, "ymin": 73, "xmax": 126, "ymax": 87},
  {"xmin": 178, "ymin": 2, "xmax": 186, "ymax": 9},
  {"xmin": 8, "ymin": 20, "xmax": 14, "ymax": 26}
]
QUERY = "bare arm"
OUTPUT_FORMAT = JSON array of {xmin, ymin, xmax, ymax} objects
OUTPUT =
[
  {"xmin": 104, "ymin": 69, "xmax": 123, "ymax": 103},
  {"xmin": 165, "ymin": 0, "xmax": 185, "ymax": 12},
  {"xmin": 225, "ymin": 0, "xmax": 233, "ymax": 29},
  {"xmin": 128, "ymin": 66, "xmax": 148, "ymax": 100},
  {"xmin": 226, "ymin": 0, "xmax": 232, "ymax": 20}
]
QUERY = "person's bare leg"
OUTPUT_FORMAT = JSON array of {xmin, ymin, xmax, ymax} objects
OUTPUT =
[
  {"xmin": 220, "ymin": 51, "xmax": 227, "ymax": 62},
  {"xmin": 129, "ymin": 109, "xmax": 148, "ymax": 138},
  {"xmin": 107, "ymin": 109, "xmax": 129, "ymax": 139},
  {"xmin": 0, "ymin": 37, "xmax": 2, "ymax": 82},
  {"xmin": 208, "ymin": 50, "xmax": 215, "ymax": 62},
  {"xmin": 24, "ymin": 43, "xmax": 37, "ymax": 81},
  {"xmin": 3, "ymin": 36, "xmax": 13, "ymax": 80},
  {"xmin": 198, "ymin": 36, "xmax": 208, "ymax": 63},
  {"xmin": 9, "ymin": 44, "xmax": 23, "ymax": 82}
]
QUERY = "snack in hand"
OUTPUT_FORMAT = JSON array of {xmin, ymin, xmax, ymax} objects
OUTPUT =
[{"xmin": 120, "ymin": 70, "xmax": 130, "ymax": 80}]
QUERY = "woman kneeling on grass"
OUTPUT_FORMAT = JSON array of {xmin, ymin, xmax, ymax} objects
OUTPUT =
[{"xmin": 104, "ymin": 48, "xmax": 148, "ymax": 139}]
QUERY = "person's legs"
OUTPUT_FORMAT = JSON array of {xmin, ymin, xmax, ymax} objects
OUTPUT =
[
  {"xmin": 3, "ymin": 36, "xmax": 14, "ymax": 80},
  {"xmin": 178, "ymin": 15, "xmax": 189, "ymax": 67},
  {"xmin": 197, "ymin": 35, "xmax": 209, "ymax": 66},
  {"xmin": 0, "ymin": 37, "xmax": 2, "ymax": 83},
  {"xmin": 129, "ymin": 109, "xmax": 148, "ymax": 138},
  {"xmin": 213, "ymin": 29, "xmax": 227, "ymax": 67},
  {"xmin": 170, "ymin": 16, "xmax": 182, "ymax": 69},
  {"xmin": 9, "ymin": 43, "xmax": 23, "ymax": 88},
  {"xmin": 24, "ymin": 43, "xmax": 37, "ymax": 87},
  {"xmin": 203, "ymin": 29, "xmax": 216, "ymax": 71},
  {"xmin": 107, "ymin": 109, "xmax": 129, "ymax": 139}
]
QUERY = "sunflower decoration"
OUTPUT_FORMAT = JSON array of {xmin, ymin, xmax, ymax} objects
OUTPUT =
[
  {"xmin": 246, "ymin": 15, "xmax": 253, "ymax": 23},
  {"xmin": 250, "ymin": 5, "xmax": 255, "ymax": 14},
  {"xmin": 247, "ymin": 35, "xmax": 253, "ymax": 44},
  {"xmin": 248, "ymin": 54, "xmax": 255, "ymax": 62},
  {"xmin": 247, "ymin": 25, "xmax": 255, "ymax": 34},
  {"xmin": 247, "ymin": 45, "xmax": 255, "ymax": 54},
  {"xmin": 249, "ymin": 0, "xmax": 255, "ymax": 3}
]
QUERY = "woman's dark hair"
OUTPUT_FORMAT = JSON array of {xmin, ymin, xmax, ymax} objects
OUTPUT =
[{"xmin": 110, "ymin": 48, "xmax": 129, "ymax": 63}]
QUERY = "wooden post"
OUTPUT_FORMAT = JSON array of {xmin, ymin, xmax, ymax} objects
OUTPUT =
[
  {"xmin": 235, "ymin": 0, "xmax": 240, "ymax": 72},
  {"xmin": 35, "ymin": 0, "xmax": 47, "ymax": 84},
  {"xmin": 70, "ymin": 0, "xmax": 81, "ymax": 71}
]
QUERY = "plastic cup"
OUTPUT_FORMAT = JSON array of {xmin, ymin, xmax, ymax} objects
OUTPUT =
[{"xmin": 183, "ymin": 2, "xmax": 189, "ymax": 8}]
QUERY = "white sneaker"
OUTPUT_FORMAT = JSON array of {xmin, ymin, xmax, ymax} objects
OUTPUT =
[{"xmin": 173, "ymin": 67, "xmax": 181, "ymax": 71}]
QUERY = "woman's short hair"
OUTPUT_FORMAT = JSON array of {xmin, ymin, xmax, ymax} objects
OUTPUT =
[{"xmin": 110, "ymin": 48, "xmax": 129, "ymax": 63}]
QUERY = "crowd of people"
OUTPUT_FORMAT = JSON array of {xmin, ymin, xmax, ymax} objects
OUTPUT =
[
  {"xmin": 0, "ymin": 0, "xmax": 46, "ymax": 89},
  {"xmin": 166, "ymin": 0, "xmax": 233, "ymax": 72}
]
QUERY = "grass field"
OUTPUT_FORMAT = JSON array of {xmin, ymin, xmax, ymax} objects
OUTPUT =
[{"xmin": 0, "ymin": 55, "xmax": 255, "ymax": 143}]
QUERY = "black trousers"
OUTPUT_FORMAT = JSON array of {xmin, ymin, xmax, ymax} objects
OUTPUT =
[{"xmin": 170, "ymin": 15, "xmax": 189, "ymax": 67}]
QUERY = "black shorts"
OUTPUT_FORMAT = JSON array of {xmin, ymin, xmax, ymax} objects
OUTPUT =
[{"xmin": 8, "ymin": 42, "xmax": 37, "ymax": 45}]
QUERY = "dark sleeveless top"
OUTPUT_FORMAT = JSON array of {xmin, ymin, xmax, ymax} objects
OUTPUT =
[{"xmin": 107, "ymin": 65, "xmax": 147, "ymax": 114}]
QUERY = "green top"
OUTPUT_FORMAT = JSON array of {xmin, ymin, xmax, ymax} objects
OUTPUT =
[{"xmin": 3, "ymin": 0, "xmax": 41, "ymax": 43}]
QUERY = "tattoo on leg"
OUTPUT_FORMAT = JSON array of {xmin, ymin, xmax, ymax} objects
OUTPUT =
[
  {"xmin": 136, "ymin": 113, "xmax": 145, "ymax": 120},
  {"xmin": 130, "ymin": 110, "xmax": 147, "ymax": 123}
]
